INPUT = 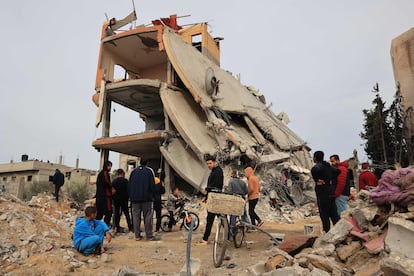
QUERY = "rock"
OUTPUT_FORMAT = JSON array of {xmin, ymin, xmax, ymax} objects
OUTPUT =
[
  {"xmin": 303, "ymin": 253, "xmax": 343, "ymax": 274},
  {"xmin": 352, "ymin": 206, "xmax": 378, "ymax": 231},
  {"xmin": 247, "ymin": 261, "xmax": 266, "ymax": 276},
  {"xmin": 310, "ymin": 267, "xmax": 330, "ymax": 276},
  {"xmin": 263, "ymin": 265, "xmax": 310, "ymax": 276},
  {"xmin": 111, "ymin": 266, "xmax": 140, "ymax": 275},
  {"xmin": 364, "ymin": 234, "xmax": 385, "ymax": 255},
  {"xmin": 0, "ymin": 213, "xmax": 8, "ymax": 221},
  {"xmin": 385, "ymin": 217, "xmax": 414, "ymax": 259},
  {"xmin": 264, "ymin": 255, "xmax": 288, "ymax": 272},
  {"xmin": 100, "ymin": 253, "xmax": 111, "ymax": 263},
  {"xmin": 179, "ymin": 258, "xmax": 201, "ymax": 276},
  {"xmin": 321, "ymin": 219, "xmax": 353, "ymax": 244},
  {"xmin": 20, "ymin": 249, "xmax": 29, "ymax": 260},
  {"xmin": 336, "ymin": 241, "xmax": 361, "ymax": 261}
]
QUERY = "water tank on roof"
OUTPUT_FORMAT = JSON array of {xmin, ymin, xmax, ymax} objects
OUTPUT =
[{"xmin": 21, "ymin": 154, "xmax": 28, "ymax": 161}]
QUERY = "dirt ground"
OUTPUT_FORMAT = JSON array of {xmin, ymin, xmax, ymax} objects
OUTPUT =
[{"xmin": 1, "ymin": 195, "xmax": 381, "ymax": 276}]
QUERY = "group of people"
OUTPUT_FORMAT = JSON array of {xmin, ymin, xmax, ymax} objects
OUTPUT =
[
  {"xmin": 311, "ymin": 151, "xmax": 378, "ymax": 233},
  {"xmin": 73, "ymin": 158, "xmax": 165, "ymax": 255},
  {"xmin": 199, "ymin": 155, "xmax": 264, "ymax": 245}
]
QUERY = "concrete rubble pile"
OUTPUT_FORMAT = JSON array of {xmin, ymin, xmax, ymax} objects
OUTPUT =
[
  {"xmin": 0, "ymin": 192, "xmax": 104, "ymax": 273},
  {"xmin": 258, "ymin": 172, "xmax": 414, "ymax": 276}
]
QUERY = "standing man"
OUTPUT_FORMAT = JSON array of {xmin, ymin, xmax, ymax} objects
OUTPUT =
[
  {"xmin": 95, "ymin": 161, "xmax": 113, "ymax": 227},
  {"xmin": 246, "ymin": 166, "xmax": 263, "ymax": 227},
  {"xmin": 129, "ymin": 159, "xmax": 157, "ymax": 241},
  {"xmin": 199, "ymin": 154, "xmax": 223, "ymax": 245},
  {"xmin": 226, "ymin": 170, "xmax": 250, "ymax": 224},
  {"xmin": 52, "ymin": 169, "xmax": 65, "ymax": 202},
  {"xmin": 112, "ymin": 169, "xmax": 133, "ymax": 233},
  {"xmin": 153, "ymin": 175, "xmax": 166, "ymax": 233},
  {"xmin": 359, "ymin": 162, "xmax": 378, "ymax": 191},
  {"xmin": 330, "ymin": 154, "xmax": 350, "ymax": 215},
  {"xmin": 311, "ymin": 151, "xmax": 340, "ymax": 233}
]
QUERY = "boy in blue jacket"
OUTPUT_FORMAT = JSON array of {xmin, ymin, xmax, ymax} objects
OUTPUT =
[{"xmin": 73, "ymin": 206, "xmax": 112, "ymax": 255}]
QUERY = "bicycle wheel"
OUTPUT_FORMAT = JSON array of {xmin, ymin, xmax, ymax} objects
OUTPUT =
[
  {"xmin": 160, "ymin": 215, "xmax": 170, "ymax": 232},
  {"xmin": 183, "ymin": 212, "xmax": 199, "ymax": 231},
  {"xmin": 213, "ymin": 216, "xmax": 228, "ymax": 268},
  {"xmin": 233, "ymin": 219, "xmax": 245, "ymax": 248}
]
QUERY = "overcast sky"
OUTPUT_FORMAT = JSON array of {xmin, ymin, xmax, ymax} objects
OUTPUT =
[{"xmin": 1, "ymin": 1, "xmax": 413, "ymax": 171}]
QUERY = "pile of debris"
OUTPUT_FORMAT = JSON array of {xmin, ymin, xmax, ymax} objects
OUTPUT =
[
  {"xmin": 0, "ymin": 192, "xmax": 93, "ymax": 273},
  {"xmin": 257, "ymin": 170, "xmax": 414, "ymax": 276}
]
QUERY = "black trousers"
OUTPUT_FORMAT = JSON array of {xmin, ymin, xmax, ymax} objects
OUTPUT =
[
  {"xmin": 153, "ymin": 201, "xmax": 162, "ymax": 231},
  {"xmin": 248, "ymin": 198, "xmax": 261, "ymax": 225},
  {"xmin": 113, "ymin": 199, "xmax": 132, "ymax": 231},
  {"xmin": 318, "ymin": 196, "xmax": 340, "ymax": 232},
  {"xmin": 96, "ymin": 197, "xmax": 113, "ymax": 227},
  {"xmin": 54, "ymin": 184, "xmax": 61, "ymax": 202},
  {"xmin": 202, "ymin": 211, "xmax": 217, "ymax": 241}
]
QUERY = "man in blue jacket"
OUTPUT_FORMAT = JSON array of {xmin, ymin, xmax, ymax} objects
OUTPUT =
[
  {"xmin": 73, "ymin": 206, "xmax": 111, "ymax": 255},
  {"xmin": 129, "ymin": 158, "xmax": 156, "ymax": 241}
]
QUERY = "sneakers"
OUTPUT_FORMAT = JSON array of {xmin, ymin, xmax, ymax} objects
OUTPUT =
[
  {"xmin": 197, "ymin": 239, "xmax": 208, "ymax": 245},
  {"xmin": 257, "ymin": 220, "xmax": 264, "ymax": 227},
  {"xmin": 147, "ymin": 236, "xmax": 161, "ymax": 241},
  {"xmin": 135, "ymin": 236, "xmax": 143, "ymax": 241}
]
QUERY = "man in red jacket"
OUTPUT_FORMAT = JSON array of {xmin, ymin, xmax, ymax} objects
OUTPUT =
[
  {"xmin": 358, "ymin": 162, "xmax": 378, "ymax": 191},
  {"xmin": 330, "ymin": 154, "xmax": 350, "ymax": 215}
]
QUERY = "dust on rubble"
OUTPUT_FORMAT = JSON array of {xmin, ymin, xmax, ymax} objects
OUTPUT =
[{"xmin": 0, "ymin": 192, "xmax": 381, "ymax": 275}]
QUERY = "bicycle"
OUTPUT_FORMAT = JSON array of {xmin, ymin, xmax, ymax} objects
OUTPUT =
[
  {"xmin": 160, "ymin": 200, "xmax": 199, "ymax": 232},
  {"xmin": 210, "ymin": 193, "xmax": 246, "ymax": 267}
]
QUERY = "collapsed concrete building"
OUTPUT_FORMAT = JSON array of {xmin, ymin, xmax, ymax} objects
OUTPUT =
[{"xmin": 91, "ymin": 11, "xmax": 314, "ymax": 199}]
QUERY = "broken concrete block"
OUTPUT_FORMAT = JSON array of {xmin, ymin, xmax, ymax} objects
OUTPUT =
[
  {"xmin": 247, "ymin": 261, "xmax": 266, "ymax": 276},
  {"xmin": 380, "ymin": 253, "xmax": 414, "ymax": 276},
  {"xmin": 304, "ymin": 224, "xmax": 321, "ymax": 236},
  {"xmin": 264, "ymin": 255, "xmax": 289, "ymax": 272},
  {"xmin": 263, "ymin": 265, "xmax": 309, "ymax": 276},
  {"xmin": 352, "ymin": 206, "xmax": 378, "ymax": 231},
  {"xmin": 277, "ymin": 234, "xmax": 316, "ymax": 256},
  {"xmin": 385, "ymin": 217, "xmax": 414, "ymax": 259},
  {"xmin": 321, "ymin": 219, "xmax": 353, "ymax": 244},
  {"xmin": 336, "ymin": 241, "xmax": 361, "ymax": 261},
  {"xmin": 309, "ymin": 267, "xmax": 330, "ymax": 276},
  {"xmin": 303, "ymin": 253, "xmax": 343, "ymax": 274}
]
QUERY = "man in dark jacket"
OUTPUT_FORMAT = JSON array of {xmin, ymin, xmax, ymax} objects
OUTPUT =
[
  {"xmin": 95, "ymin": 160, "xmax": 113, "ymax": 227},
  {"xmin": 199, "ymin": 154, "xmax": 223, "ymax": 245},
  {"xmin": 128, "ymin": 159, "xmax": 156, "ymax": 241},
  {"xmin": 52, "ymin": 169, "xmax": 65, "ymax": 202},
  {"xmin": 311, "ymin": 151, "xmax": 340, "ymax": 233},
  {"xmin": 112, "ymin": 169, "xmax": 133, "ymax": 233}
]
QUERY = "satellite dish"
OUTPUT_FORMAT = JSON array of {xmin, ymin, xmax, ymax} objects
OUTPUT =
[{"xmin": 205, "ymin": 67, "xmax": 219, "ymax": 97}]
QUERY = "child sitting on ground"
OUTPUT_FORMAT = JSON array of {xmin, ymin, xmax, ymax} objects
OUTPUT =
[
  {"xmin": 166, "ymin": 187, "xmax": 182, "ymax": 232},
  {"xmin": 73, "ymin": 206, "xmax": 112, "ymax": 255}
]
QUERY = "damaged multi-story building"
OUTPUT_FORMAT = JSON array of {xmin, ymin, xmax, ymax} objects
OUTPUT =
[{"xmin": 91, "ymin": 11, "xmax": 315, "ymax": 202}]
